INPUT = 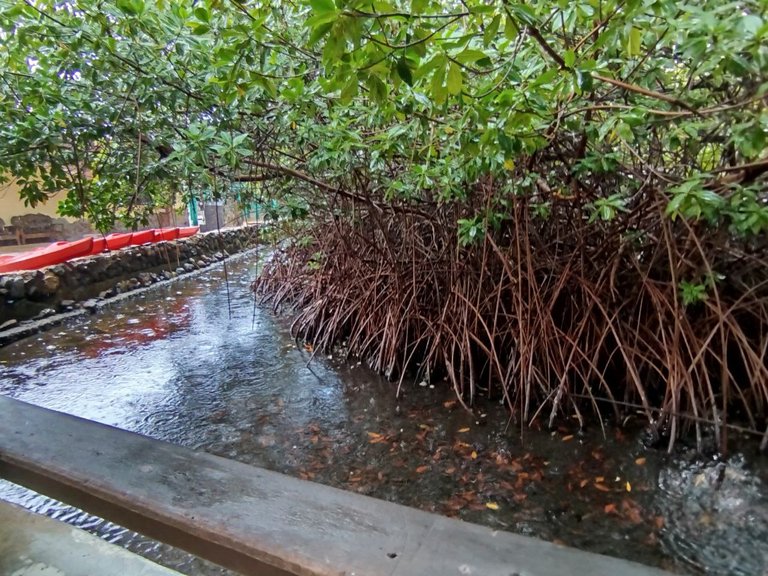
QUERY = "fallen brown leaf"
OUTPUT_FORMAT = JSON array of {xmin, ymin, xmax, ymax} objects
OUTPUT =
[
  {"xmin": 367, "ymin": 431, "xmax": 387, "ymax": 444},
  {"xmin": 621, "ymin": 499, "xmax": 643, "ymax": 524}
]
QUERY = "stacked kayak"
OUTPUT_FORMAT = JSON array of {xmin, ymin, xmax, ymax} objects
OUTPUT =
[
  {"xmin": 128, "ymin": 229, "xmax": 155, "ymax": 246},
  {"xmin": 0, "ymin": 226, "xmax": 200, "ymax": 273},
  {"xmin": 178, "ymin": 226, "xmax": 199, "ymax": 239},
  {"xmin": 154, "ymin": 228, "xmax": 180, "ymax": 242},
  {"xmin": 0, "ymin": 238, "xmax": 94, "ymax": 273}
]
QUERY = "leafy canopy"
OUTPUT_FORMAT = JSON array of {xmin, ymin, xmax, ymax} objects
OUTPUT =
[{"xmin": 0, "ymin": 0, "xmax": 766, "ymax": 232}]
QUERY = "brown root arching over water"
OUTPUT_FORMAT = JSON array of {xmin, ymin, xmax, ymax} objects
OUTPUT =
[{"xmin": 253, "ymin": 188, "xmax": 768, "ymax": 452}]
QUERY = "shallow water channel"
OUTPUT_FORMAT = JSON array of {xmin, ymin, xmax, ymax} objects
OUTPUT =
[{"xmin": 1, "ymin": 253, "xmax": 767, "ymax": 576}]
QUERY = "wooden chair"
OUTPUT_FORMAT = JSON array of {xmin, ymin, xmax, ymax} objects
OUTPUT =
[{"xmin": 11, "ymin": 214, "xmax": 58, "ymax": 244}]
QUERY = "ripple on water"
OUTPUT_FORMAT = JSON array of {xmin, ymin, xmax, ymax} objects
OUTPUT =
[{"xmin": 657, "ymin": 454, "xmax": 768, "ymax": 576}]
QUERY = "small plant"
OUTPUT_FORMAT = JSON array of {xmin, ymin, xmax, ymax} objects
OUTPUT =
[
  {"xmin": 679, "ymin": 281, "xmax": 709, "ymax": 306},
  {"xmin": 457, "ymin": 216, "xmax": 485, "ymax": 247}
]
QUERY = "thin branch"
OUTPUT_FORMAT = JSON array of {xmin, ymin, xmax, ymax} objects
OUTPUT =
[{"xmin": 592, "ymin": 73, "xmax": 697, "ymax": 112}]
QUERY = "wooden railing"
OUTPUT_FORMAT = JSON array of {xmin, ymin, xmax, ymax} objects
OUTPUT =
[{"xmin": 0, "ymin": 396, "xmax": 670, "ymax": 576}]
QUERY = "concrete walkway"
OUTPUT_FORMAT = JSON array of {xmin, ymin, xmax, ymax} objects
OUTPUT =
[{"xmin": 0, "ymin": 500, "xmax": 181, "ymax": 576}]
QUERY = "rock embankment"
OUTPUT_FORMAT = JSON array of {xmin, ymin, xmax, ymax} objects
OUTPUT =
[{"xmin": 0, "ymin": 226, "xmax": 259, "ymax": 332}]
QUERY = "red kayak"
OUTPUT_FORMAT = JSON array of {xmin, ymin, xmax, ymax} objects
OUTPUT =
[
  {"xmin": 128, "ymin": 229, "xmax": 155, "ymax": 246},
  {"xmin": 88, "ymin": 232, "xmax": 140, "ymax": 255},
  {"xmin": 0, "ymin": 237, "xmax": 94, "ymax": 273},
  {"xmin": 154, "ymin": 227, "xmax": 180, "ymax": 242},
  {"xmin": 105, "ymin": 232, "xmax": 133, "ymax": 250},
  {"xmin": 178, "ymin": 226, "xmax": 200, "ymax": 239},
  {"xmin": 88, "ymin": 237, "xmax": 108, "ymax": 255}
]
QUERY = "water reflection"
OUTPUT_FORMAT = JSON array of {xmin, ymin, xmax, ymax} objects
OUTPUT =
[{"xmin": 0, "ymin": 255, "xmax": 766, "ymax": 576}]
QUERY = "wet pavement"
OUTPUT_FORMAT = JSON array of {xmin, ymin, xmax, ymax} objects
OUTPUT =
[
  {"xmin": 0, "ymin": 254, "xmax": 766, "ymax": 576},
  {"xmin": 0, "ymin": 500, "xmax": 181, "ymax": 576}
]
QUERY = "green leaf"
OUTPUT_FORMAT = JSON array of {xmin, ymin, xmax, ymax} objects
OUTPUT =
[
  {"xmin": 455, "ymin": 49, "xmax": 488, "ymax": 65},
  {"xmin": 503, "ymin": 15, "xmax": 518, "ymax": 40},
  {"xmin": 576, "ymin": 69, "xmax": 593, "ymax": 92},
  {"xmin": 310, "ymin": 0, "xmax": 336, "ymax": 15},
  {"xmin": 498, "ymin": 132, "xmax": 515, "ymax": 154},
  {"xmin": 415, "ymin": 53, "xmax": 445, "ymax": 80},
  {"xmin": 508, "ymin": 4, "xmax": 537, "ymax": 26},
  {"xmin": 626, "ymin": 27, "xmax": 642, "ymax": 57},
  {"xmin": 446, "ymin": 62, "xmax": 463, "ymax": 95},
  {"xmin": 469, "ymin": 5, "xmax": 495, "ymax": 14},
  {"xmin": 679, "ymin": 281, "xmax": 708, "ymax": 306},
  {"xmin": 431, "ymin": 64, "xmax": 447, "ymax": 104},
  {"xmin": 396, "ymin": 57, "xmax": 414, "ymax": 86},
  {"xmin": 614, "ymin": 121, "xmax": 634, "ymax": 142},
  {"xmin": 305, "ymin": 11, "xmax": 339, "ymax": 28},
  {"xmin": 531, "ymin": 68, "xmax": 558, "ymax": 87},
  {"xmin": 367, "ymin": 74, "xmax": 387, "ymax": 103},
  {"xmin": 308, "ymin": 22, "xmax": 333, "ymax": 46},
  {"xmin": 741, "ymin": 14, "xmax": 763, "ymax": 38},
  {"xmin": 484, "ymin": 15, "xmax": 501, "ymax": 47},
  {"xmin": 339, "ymin": 79, "xmax": 358, "ymax": 104},
  {"xmin": 194, "ymin": 7, "xmax": 210, "ymax": 22},
  {"xmin": 116, "ymin": 0, "xmax": 138, "ymax": 15},
  {"xmin": 563, "ymin": 49, "xmax": 575, "ymax": 69}
]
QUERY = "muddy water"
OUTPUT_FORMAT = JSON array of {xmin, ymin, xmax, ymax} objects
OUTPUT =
[{"xmin": 0, "ymin": 254, "xmax": 766, "ymax": 576}]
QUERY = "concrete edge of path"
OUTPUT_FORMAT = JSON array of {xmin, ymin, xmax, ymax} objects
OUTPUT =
[
  {"xmin": 0, "ymin": 499, "xmax": 182, "ymax": 576},
  {"xmin": 0, "ymin": 396, "xmax": 675, "ymax": 576}
]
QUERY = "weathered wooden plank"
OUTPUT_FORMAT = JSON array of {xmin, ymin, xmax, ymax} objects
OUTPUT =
[{"xmin": 0, "ymin": 396, "xmax": 672, "ymax": 576}]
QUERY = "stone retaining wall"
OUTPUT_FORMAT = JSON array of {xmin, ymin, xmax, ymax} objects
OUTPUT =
[{"xmin": 0, "ymin": 226, "xmax": 260, "ymax": 328}]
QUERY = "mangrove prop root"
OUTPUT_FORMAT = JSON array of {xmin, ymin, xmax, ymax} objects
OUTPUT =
[{"xmin": 254, "ymin": 189, "xmax": 768, "ymax": 452}]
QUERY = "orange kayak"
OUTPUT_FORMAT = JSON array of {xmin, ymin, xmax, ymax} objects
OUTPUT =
[
  {"xmin": 154, "ymin": 228, "xmax": 180, "ymax": 242},
  {"xmin": 0, "ymin": 238, "xmax": 94, "ymax": 273},
  {"xmin": 178, "ymin": 226, "xmax": 200, "ymax": 239}
]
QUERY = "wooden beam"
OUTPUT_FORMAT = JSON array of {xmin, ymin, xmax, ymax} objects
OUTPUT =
[{"xmin": 0, "ymin": 396, "xmax": 672, "ymax": 576}]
